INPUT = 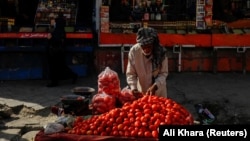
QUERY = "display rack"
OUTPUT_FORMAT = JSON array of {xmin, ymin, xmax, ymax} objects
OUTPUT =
[
  {"xmin": 196, "ymin": 0, "xmax": 213, "ymax": 30},
  {"xmin": 34, "ymin": 0, "xmax": 78, "ymax": 29}
]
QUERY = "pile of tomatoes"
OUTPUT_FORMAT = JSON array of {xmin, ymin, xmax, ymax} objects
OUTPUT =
[{"xmin": 68, "ymin": 95, "xmax": 194, "ymax": 138}]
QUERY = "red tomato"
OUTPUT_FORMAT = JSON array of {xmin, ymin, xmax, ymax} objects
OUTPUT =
[
  {"xmin": 100, "ymin": 121, "xmax": 107, "ymax": 127},
  {"xmin": 119, "ymin": 131, "xmax": 124, "ymax": 136},
  {"xmin": 137, "ymin": 131, "xmax": 144, "ymax": 137},
  {"xmin": 186, "ymin": 115, "xmax": 194, "ymax": 124},
  {"xmin": 158, "ymin": 114, "xmax": 165, "ymax": 121},
  {"xmin": 119, "ymin": 111, "xmax": 127, "ymax": 118},
  {"xmin": 141, "ymin": 122, "xmax": 147, "ymax": 127},
  {"xmin": 151, "ymin": 104, "xmax": 159, "ymax": 111},
  {"xmin": 90, "ymin": 125, "xmax": 96, "ymax": 130},
  {"xmin": 74, "ymin": 116, "xmax": 83, "ymax": 123},
  {"xmin": 106, "ymin": 127, "xmax": 111, "ymax": 133},
  {"xmin": 80, "ymin": 129, "xmax": 86, "ymax": 134},
  {"xmin": 128, "ymin": 126, "xmax": 134, "ymax": 131},
  {"xmin": 160, "ymin": 122, "xmax": 166, "ymax": 126},
  {"xmin": 109, "ymin": 109, "xmax": 118, "ymax": 117},
  {"xmin": 144, "ymin": 113, "xmax": 151, "ymax": 120},
  {"xmin": 143, "ymin": 104, "xmax": 150, "ymax": 109},
  {"xmin": 116, "ymin": 117, "xmax": 123, "ymax": 123},
  {"xmin": 112, "ymin": 125, "xmax": 117, "ymax": 131},
  {"xmin": 150, "ymin": 116, "xmax": 157, "ymax": 123},
  {"xmin": 127, "ymin": 112, "xmax": 134, "ymax": 118},
  {"xmin": 131, "ymin": 130, "xmax": 138, "ymax": 137},
  {"xmin": 140, "ymin": 96, "xmax": 148, "ymax": 102},
  {"xmin": 129, "ymin": 117, "xmax": 135, "ymax": 123},
  {"xmin": 106, "ymin": 121, "xmax": 113, "ymax": 127},
  {"xmin": 124, "ymin": 131, "xmax": 130, "ymax": 137},
  {"xmin": 153, "ymin": 113, "xmax": 160, "ymax": 118},
  {"xmin": 149, "ymin": 125, "xmax": 157, "ymax": 131},
  {"xmin": 123, "ymin": 125, "xmax": 129, "ymax": 131},
  {"xmin": 123, "ymin": 102, "xmax": 130, "ymax": 107},
  {"xmin": 144, "ymin": 131, "xmax": 152, "ymax": 137},
  {"xmin": 143, "ymin": 108, "xmax": 152, "ymax": 115},
  {"xmin": 93, "ymin": 119, "xmax": 101, "ymax": 126},
  {"xmin": 93, "ymin": 130, "xmax": 98, "ymax": 135},
  {"xmin": 103, "ymin": 114, "xmax": 110, "ymax": 121},
  {"xmin": 86, "ymin": 130, "xmax": 92, "ymax": 135},
  {"xmin": 154, "ymin": 119, "xmax": 161, "ymax": 127},
  {"xmin": 75, "ymin": 129, "xmax": 81, "ymax": 135},
  {"xmin": 112, "ymin": 130, "xmax": 119, "ymax": 136},
  {"xmin": 101, "ymin": 131, "xmax": 107, "ymax": 136},
  {"xmin": 130, "ymin": 103, "xmax": 139, "ymax": 109},
  {"xmin": 134, "ymin": 121, "xmax": 141, "ymax": 127},
  {"xmin": 152, "ymin": 130, "xmax": 158, "ymax": 138},
  {"xmin": 135, "ymin": 111, "xmax": 142, "ymax": 116},
  {"xmin": 173, "ymin": 112, "xmax": 181, "ymax": 120},
  {"xmin": 139, "ymin": 126, "xmax": 147, "ymax": 132},
  {"xmin": 97, "ymin": 126, "xmax": 104, "ymax": 133},
  {"xmin": 123, "ymin": 120, "xmax": 130, "ymax": 126},
  {"xmin": 109, "ymin": 117, "xmax": 115, "ymax": 122},
  {"xmin": 117, "ymin": 124, "xmax": 124, "ymax": 131},
  {"xmin": 140, "ymin": 116, "xmax": 147, "ymax": 122}
]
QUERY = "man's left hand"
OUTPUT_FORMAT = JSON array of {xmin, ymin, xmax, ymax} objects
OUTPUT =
[{"xmin": 146, "ymin": 84, "xmax": 158, "ymax": 95}]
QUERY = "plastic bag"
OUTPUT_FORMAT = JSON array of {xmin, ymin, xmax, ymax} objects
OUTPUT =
[
  {"xmin": 55, "ymin": 114, "xmax": 75, "ymax": 128},
  {"xmin": 98, "ymin": 67, "xmax": 121, "ymax": 96},
  {"xmin": 91, "ymin": 92, "xmax": 116, "ymax": 114},
  {"xmin": 44, "ymin": 122, "xmax": 64, "ymax": 134},
  {"xmin": 118, "ymin": 86, "xmax": 136, "ymax": 105}
]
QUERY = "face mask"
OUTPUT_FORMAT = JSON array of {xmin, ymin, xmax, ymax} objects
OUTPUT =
[
  {"xmin": 142, "ymin": 49, "xmax": 152, "ymax": 56},
  {"xmin": 141, "ymin": 44, "xmax": 153, "ymax": 56}
]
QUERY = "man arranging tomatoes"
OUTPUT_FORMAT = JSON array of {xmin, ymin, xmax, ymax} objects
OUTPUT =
[{"xmin": 126, "ymin": 27, "xmax": 168, "ymax": 97}]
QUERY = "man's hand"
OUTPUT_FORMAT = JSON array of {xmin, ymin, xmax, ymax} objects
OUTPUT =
[
  {"xmin": 132, "ymin": 89, "xmax": 143, "ymax": 99},
  {"xmin": 146, "ymin": 83, "xmax": 158, "ymax": 95},
  {"xmin": 47, "ymin": 33, "xmax": 52, "ymax": 39}
]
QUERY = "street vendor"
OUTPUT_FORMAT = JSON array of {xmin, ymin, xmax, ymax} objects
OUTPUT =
[{"xmin": 126, "ymin": 27, "xmax": 168, "ymax": 98}]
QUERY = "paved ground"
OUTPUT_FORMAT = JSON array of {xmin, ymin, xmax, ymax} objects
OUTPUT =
[{"xmin": 1, "ymin": 72, "xmax": 250, "ymax": 140}]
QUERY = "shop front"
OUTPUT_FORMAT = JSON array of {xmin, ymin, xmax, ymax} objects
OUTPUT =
[
  {"xmin": 1, "ymin": 0, "xmax": 250, "ymax": 80},
  {"xmin": 96, "ymin": 0, "xmax": 250, "ymax": 73},
  {"xmin": 0, "ymin": 0, "xmax": 95, "ymax": 80}
]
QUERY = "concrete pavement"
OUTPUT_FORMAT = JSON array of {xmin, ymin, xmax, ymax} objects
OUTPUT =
[{"xmin": 1, "ymin": 72, "xmax": 250, "ymax": 140}]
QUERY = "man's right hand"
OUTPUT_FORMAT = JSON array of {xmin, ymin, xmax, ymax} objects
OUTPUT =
[{"xmin": 132, "ymin": 89, "xmax": 143, "ymax": 99}]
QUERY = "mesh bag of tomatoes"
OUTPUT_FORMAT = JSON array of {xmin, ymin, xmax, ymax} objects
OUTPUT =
[
  {"xmin": 117, "ymin": 86, "xmax": 136, "ymax": 105},
  {"xmin": 91, "ymin": 92, "xmax": 116, "ymax": 115},
  {"xmin": 97, "ymin": 67, "xmax": 121, "ymax": 96},
  {"xmin": 68, "ymin": 95, "xmax": 194, "ymax": 138}
]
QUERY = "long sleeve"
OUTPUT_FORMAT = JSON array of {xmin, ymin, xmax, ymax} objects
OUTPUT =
[{"xmin": 126, "ymin": 45, "xmax": 138, "ymax": 91}]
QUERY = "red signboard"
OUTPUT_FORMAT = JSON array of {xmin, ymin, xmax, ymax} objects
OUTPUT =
[{"xmin": 0, "ymin": 33, "xmax": 93, "ymax": 39}]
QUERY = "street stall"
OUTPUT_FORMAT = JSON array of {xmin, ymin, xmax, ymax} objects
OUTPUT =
[
  {"xmin": 0, "ymin": 0, "xmax": 94, "ymax": 80},
  {"xmin": 34, "ymin": 67, "xmax": 195, "ymax": 141},
  {"xmin": 96, "ymin": 0, "xmax": 250, "ymax": 73}
]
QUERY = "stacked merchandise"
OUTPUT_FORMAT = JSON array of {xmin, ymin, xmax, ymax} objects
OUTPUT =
[
  {"xmin": 196, "ymin": 0, "xmax": 213, "ymax": 29},
  {"xmin": 100, "ymin": 6, "xmax": 110, "ymax": 33},
  {"xmin": 34, "ymin": 0, "xmax": 77, "ymax": 30}
]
